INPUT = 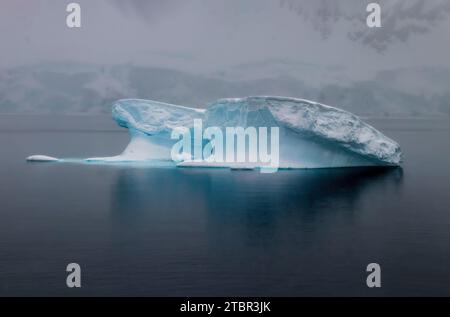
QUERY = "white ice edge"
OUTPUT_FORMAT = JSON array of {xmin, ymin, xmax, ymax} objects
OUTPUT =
[{"xmin": 26, "ymin": 155, "xmax": 59, "ymax": 162}]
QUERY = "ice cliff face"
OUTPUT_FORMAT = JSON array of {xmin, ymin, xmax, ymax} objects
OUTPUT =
[{"xmin": 88, "ymin": 97, "xmax": 402, "ymax": 168}]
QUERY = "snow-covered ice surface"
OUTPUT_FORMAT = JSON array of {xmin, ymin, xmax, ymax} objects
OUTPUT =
[
  {"xmin": 112, "ymin": 98, "xmax": 205, "ymax": 135},
  {"xmin": 27, "ymin": 97, "xmax": 402, "ymax": 169}
]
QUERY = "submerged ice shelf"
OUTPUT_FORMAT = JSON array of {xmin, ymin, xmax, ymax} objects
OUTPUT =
[{"xmin": 27, "ymin": 96, "xmax": 402, "ymax": 169}]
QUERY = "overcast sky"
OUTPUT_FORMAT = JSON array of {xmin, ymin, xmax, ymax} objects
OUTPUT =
[{"xmin": 1, "ymin": 0, "xmax": 450, "ymax": 79}]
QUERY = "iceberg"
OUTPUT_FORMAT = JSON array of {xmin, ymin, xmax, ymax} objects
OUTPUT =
[
  {"xmin": 28, "ymin": 96, "xmax": 402, "ymax": 169},
  {"xmin": 86, "ymin": 97, "xmax": 402, "ymax": 169}
]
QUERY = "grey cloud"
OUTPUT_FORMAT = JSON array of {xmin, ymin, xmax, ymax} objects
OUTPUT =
[{"xmin": 280, "ymin": 0, "xmax": 450, "ymax": 51}]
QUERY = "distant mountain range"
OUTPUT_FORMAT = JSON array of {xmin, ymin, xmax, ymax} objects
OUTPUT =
[{"xmin": 0, "ymin": 63, "xmax": 449, "ymax": 117}]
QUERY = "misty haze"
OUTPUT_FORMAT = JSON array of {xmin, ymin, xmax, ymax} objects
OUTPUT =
[{"xmin": 1, "ymin": 0, "xmax": 450, "ymax": 117}]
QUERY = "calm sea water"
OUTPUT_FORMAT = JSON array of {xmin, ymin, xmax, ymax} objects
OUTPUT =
[{"xmin": 0, "ymin": 115, "xmax": 449, "ymax": 296}]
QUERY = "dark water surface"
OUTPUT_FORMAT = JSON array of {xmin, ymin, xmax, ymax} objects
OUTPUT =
[{"xmin": 0, "ymin": 115, "xmax": 450, "ymax": 296}]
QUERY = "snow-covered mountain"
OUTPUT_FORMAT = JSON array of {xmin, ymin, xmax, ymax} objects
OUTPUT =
[{"xmin": 0, "ymin": 63, "xmax": 449, "ymax": 117}]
